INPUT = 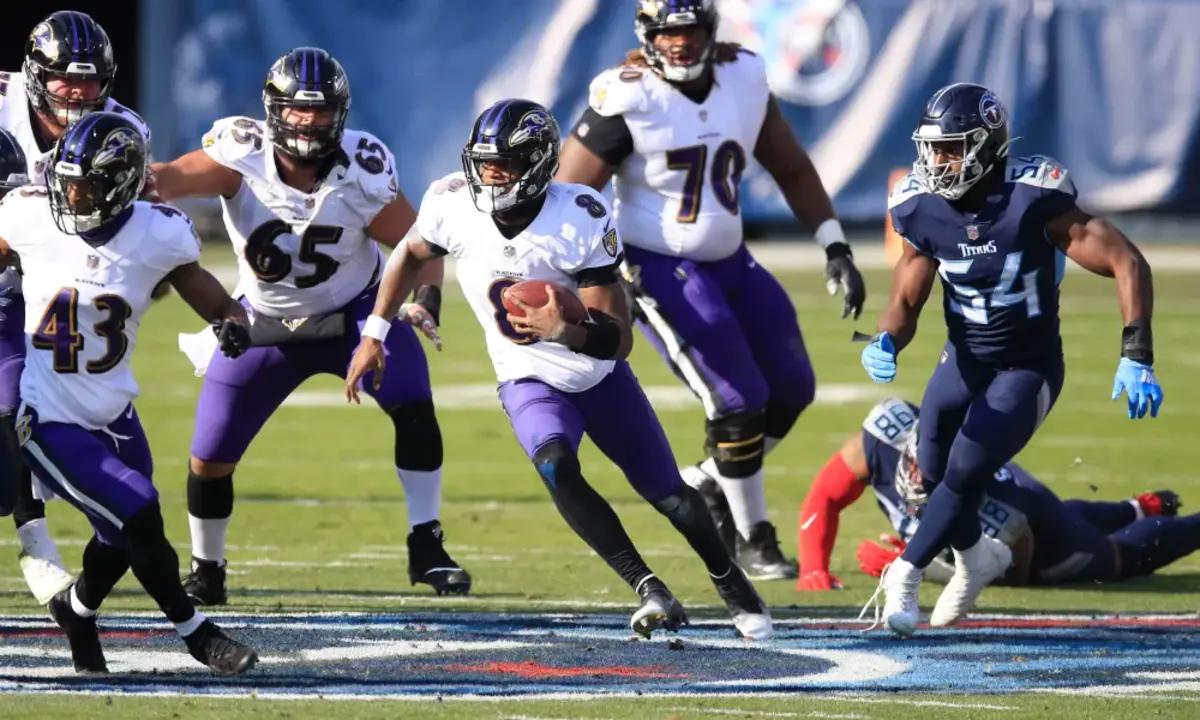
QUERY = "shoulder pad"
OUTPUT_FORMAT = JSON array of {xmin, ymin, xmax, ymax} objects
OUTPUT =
[
  {"xmin": 887, "ymin": 172, "xmax": 927, "ymax": 210},
  {"xmin": 425, "ymin": 172, "xmax": 468, "ymax": 199},
  {"xmin": 201, "ymin": 116, "xmax": 265, "ymax": 170},
  {"xmin": 588, "ymin": 67, "xmax": 652, "ymax": 118},
  {"xmin": 142, "ymin": 202, "xmax": 201, "ymax": 266},
  {"xmin": 862, "ymin": 397, "xmax": 919, "ymax": 450},
  {"xmin": 1007, "ymin": 155, "xmax": 1076, "ymax": 194},
  {"xmin": 343, "ymin": 129, "xmax": 399, "ymax": 203}
]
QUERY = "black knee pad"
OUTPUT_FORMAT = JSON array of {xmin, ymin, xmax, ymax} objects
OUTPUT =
[
  {"xmin": 531, "ymin": 440, "xmax": 582, "ymax": 492},
  {"xmin": 388, "ymin": 400, "xmax": 443, "ymax": 471},
  {"xmin": 704, "ymin": 410, "xmax": 766, "ymax": 479}
]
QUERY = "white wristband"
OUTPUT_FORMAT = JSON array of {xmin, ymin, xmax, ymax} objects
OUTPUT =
[
  {"xmin": 362, "ymin": 314, "xmax": 391, "ymax": 342},
  {"xmin": 814, "ymin": 218, "xmax": 848, "ymax": 249}
]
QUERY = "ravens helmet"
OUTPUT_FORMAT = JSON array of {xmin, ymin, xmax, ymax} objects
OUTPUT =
[
  {"xmin": 262, "ymin": 47, "xmax": 351, "ymax": 160},
  {"xmin": 912, "ymin": 83, "xmax": 1011, "ymax": 200},
  {"xmin": 23, "ymin": 11, "xmax": 117, "ymax": 127},
  {"xmin": 0, "ymin": 129, "xmax": 29, "ymax": 199},
  {"xmin": 462, "ymin": 99, "xmax": 560, "ymax": 215},
  {"xmin": 47, "ymin": 112, "xmax": 146, "ymax": 235},
  {"xmin": 635, "ymin": 0, "xmax": 719, "ymax": 83}
]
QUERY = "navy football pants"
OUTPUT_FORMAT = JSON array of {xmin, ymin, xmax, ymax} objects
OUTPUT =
[{"xmin": 902, "ymin": 342, "xmax": 1065, "ymax": 569}]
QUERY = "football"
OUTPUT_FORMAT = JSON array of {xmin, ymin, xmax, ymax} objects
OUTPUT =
[{"xmin": 502, "ymin": 280, "xmax": 589, "ymax": 325}]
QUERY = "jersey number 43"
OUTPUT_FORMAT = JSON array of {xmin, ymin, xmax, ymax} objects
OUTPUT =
[{"xmin": 32, "ymin": 288, "xmax": 131, "ymax": 374}]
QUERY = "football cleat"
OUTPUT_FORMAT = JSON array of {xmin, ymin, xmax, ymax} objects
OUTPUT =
[
  {"xmin": 20, "ymin": 551, "xmax": 75, "ymax": 606},
  {"xmin": 407, "ymin": 520, "xmax": 472, "ymax": 596},
  {"xmin": 630, "ymin": 576, "xmax": 688, "ymax": 639},
  {"xmin": 1136, "ymin": 490, "xmax": 1181, "ymax": 518},
  {"xmin": 182, "ymin": 557, "xmax": 228, "ymax": 606},
  {"xmin": 710, "ymin": 565, "xmax": 773, "ymax": 641},
  {"xmin": 860, "ymin": 558, "xmax": 922, "ymax": 637},
  {"xmin": 680, "ymin": 464, "xmax": 737, "ymax": 555},
  {"xmin": 930, "ymin": 535, "xmax": 1012, "ymax": 627},
  {"xmin": 48, "ymin": 588, "xmax": 107, "ymax": 674},
  {"xmin": 183, "ymin": 619, "xmax": 258, "ymax": 676},
  {"xmin": 737, "ymin": 521, "xmax": 798, "ymax": 580}
]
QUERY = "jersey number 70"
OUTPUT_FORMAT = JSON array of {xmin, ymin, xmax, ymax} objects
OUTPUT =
[{"xmin": 665, "ymin": 140, "xmax": 745, "ymax": 223}]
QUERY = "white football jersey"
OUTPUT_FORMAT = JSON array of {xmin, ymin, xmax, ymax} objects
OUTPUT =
[
  {"xmin": 586, "ymin": 50, "xmax": 769, "ymax": 261},
  {"xmin": 0, "ymin": 190, "xmax": 200, "ymax": 429},
  {"xmin": 0, "ymin": 70, "xmax": 151, "ymax": 291},
  {"xmin": 416, "ymin": 174, "xmax": 623, "ymax": 393},
  {"xmin": 203, "ymin": 116, "xmax": 398, "ymax": 318}
]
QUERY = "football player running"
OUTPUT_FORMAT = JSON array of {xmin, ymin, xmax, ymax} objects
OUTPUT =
[
  {"xmin": 556, "ymin": 0, "xmax": 865, "ymax": 581},
  {"xmin": 0, "ymin": 112, "xmax": 257, "ymax": 675},
  {"xmin": 0, "ymin": 10, "xmax": 153, "ymax": 607},
  {"xmin": 797, "ymin": 398, "xmax": 1195, "ymax": 600},
  {"xmin": 861, "ymin": 83, "xmax": 1163, "ymax": 636},
  {"xmin": 151, "ymin": 47, "xmax": 470, "ymax": 604},
  {"xmin": 346, "ymin": 99, "xmax": 772, "ymax": 640}
]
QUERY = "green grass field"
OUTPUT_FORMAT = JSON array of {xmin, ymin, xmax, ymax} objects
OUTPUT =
[{"xmin": 2, "ymin": 255, "xmax": 1198, "ymax": 719}]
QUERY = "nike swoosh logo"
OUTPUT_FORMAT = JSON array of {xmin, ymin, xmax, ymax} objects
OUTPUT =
[{"xmin": 800, "ymin": 513, "xmax": 818, "ymax": 531}]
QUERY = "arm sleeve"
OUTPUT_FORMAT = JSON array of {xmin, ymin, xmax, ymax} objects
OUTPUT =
[
  {"xmin": 797, "ymin": 451, "xmax": 867, "ymax": 574},
  {"xmin": 572, "ymin": 107, "xmax": 634, "ymax": 167}
]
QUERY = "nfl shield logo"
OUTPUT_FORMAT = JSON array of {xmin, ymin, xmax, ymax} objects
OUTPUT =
[
  {"xmin": 965, "ymin": 225, "xmax": 980, "ymax": 241},
  {"xmin": 87, "ymin": 254, "xmax": 100, "ymax": 269},
  {"xmin": 503, "ymin": 245, "xmax": 515, "ymax": 258}
]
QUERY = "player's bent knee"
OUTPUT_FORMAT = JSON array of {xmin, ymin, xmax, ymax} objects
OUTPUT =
[
  {"xmin": 190, "ymin": 456, "xmax": 237, "ymax": 478},
  {"xmin": 705, "ymin": 410, "xmax": 766, "ymax": 478},
  {"xmin": 531, "ymin": 440, "xmax": 582, "ymax": 492},
  {"xmin": 122, "ymin": 501, "xmax": 168, "ymax": 546},
  {"xmin": 387, "ymin": 400, "xmax": 443, "ymax": 471}
]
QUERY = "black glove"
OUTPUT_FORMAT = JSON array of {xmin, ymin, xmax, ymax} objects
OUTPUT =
[
  {"xmin": 211, "ymin": 319, "xmax": 251, "ymax": 359},
  {"xmin": 824, "ymin": 242, "xmax": 866, "ymax": 320}
]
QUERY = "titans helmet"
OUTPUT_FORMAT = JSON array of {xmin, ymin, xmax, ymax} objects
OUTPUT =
[
  {"xmin": 0, "ymin": 130, "xmax": 29, "ymax": 199},
  {"xmin": 462, "ymin": 99, "xmax": 560, "ymax": 215},
  {"xmin": 262, "ymin": 47, "xmax": 351, "ymax": 160},
  {"xmin": 912, "ymin": 83, "xmax": 1011, "ymax": 200},
  {"xmin": 23, "ymin": 11, "xmax": 117, "ymax": 127},
  {"xmin": 635, "ymin": 0, "xmax": 719, "ymax": 83},
  {"xmin": 895, "ymin": 422, "xmax": 928, "ymax": 509},
  {"xmin": 48, "ymin": 111, "xmax": 147, "ymax": 235}
]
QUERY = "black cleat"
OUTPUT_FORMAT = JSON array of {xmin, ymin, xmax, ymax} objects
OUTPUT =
[
  {"xmin": 737, "ymin": 521, "xmax": 798, "ymax": 581},
  {"xmin": 182, "ymin": 557, "xmax": 228, "ymax": 606},
  {"xmin": 407, "ymin": 520, "xmax": 472, "ymax": 595},
  {"xmin": 184, "ymin": 619, "xmax": 258, "ymax": 676},
  {"xmin": 710, "ymin": 565, "xmax": 773, "ymax": 640},
  {"xmin": 48, "ymin": 588, "xmax": 107, "ymax": 674},
  {"xmin": 691, "ymin": 472, "xmax": 737, "ymax": 556},
  {"xmin": 630, "ymin": 576, "xmax": 688, "ymax": 638}
]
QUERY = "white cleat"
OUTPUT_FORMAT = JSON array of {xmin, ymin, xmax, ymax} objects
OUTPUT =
[
  {"xmin": 20, "ymin": 552, "xmax": 75, "ymax": 605},
  {"xmin": 930, "ymin": 535, "xmax": 1013, "ymax": 627},
  {"xmin": 630, "ymin": 586, "xmax": 688, "ymax": 639},
  {"xmin": 731, "ymin": 609, "xmax": 774, "ymax": 641},
  {"xmin": 860, "ymin": 558, "xmax": 923, "ymax": 637},
  {"xmin": 710, "ymin": 564, "xmax": 773, "ymax": 641}
]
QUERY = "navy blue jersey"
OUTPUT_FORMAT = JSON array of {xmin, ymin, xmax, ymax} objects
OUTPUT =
[
  {"xmin": 860, "ymin": 398, "xmax": 1054, "ymax": 552},
  {"xmin": 888, "ymin": 156, "xmax": 1077, "ymax": 364}
]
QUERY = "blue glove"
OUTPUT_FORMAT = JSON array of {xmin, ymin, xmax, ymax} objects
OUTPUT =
[
  {"xmin": 862, "ymin": 331, "xmax": 897, "ymax": 383},
  {"xmin": 1112, "ymin": 357, "xmax": 1163, "ymax": 419}
]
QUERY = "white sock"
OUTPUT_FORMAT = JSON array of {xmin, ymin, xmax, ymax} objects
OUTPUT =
[
  {"xmin": 1128, "ymin": 498, "xmax": 1146, "ymax": 521},
  {"xmin": 17, "ymin": 518, "xmax": 62, "ymax": 563},
  {"xmin": 174, "ymin": 610, "xmax": 206, "ymax": 638},
  {"xmin": 699, "ymin": 457, "xmax": 767, "ymax": 540},
  {"xmin": 678, "ymin": 463, "xmax": 710, "ymax": 490},
  {"xmin": 397, "ymin": 467, "xmax": 441, "ymax": 529},
  {"xmin": 70, "ymin": 585, "xmax": 97, "ymax": 617},
  {"xmin": 189, "ymin": 515, "xmax": 230, "ymax": 564}
]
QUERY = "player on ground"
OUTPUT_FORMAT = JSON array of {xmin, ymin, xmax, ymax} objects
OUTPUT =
[
  {"xmin": 0, "ymin": 129, "xmax": 28, "ymax": 517},
  {"xmin": 861, "ymin": 83, "xmax": 1163, "ymax": 636},
  {"xmin": 0, "ymin": 112, "xmax": 257, "ymax": 675},
  {"xmin": 0, "ymin": 10, "xmax": 154, "ymax": 606},
  {"xmin": 556, "ymin": 0, "xmax": 865, "ymax": 580},
  {"xmin": 346, "ymin": 99, "xmax": 772, "ymax": 640},
  {"xmin": 797, "ymin": 398, "xmax": 1195, "ymax": 598},
  {"xmin": 150, "ymin": 47, "xmax": 471, "ymax": 604}
]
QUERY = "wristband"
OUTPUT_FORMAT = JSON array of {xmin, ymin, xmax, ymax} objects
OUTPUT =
[
  {"xmin": 414, "ymin": 285, "xmax": 442, "ymax": 326},
  {"xmin": 814, "ymin": 218, "xmax": 847, "ymax": 249},
  {"xmin": 578, "ymin": 320, "xmax": 621, "ymax": 359},
  {"xmin": 1121, "ymin": 318, "xmax": 1153, "ymax": 365},
  {"xmin": 362, "ymin": 314, "xmax": 391, "ymax": 342}
]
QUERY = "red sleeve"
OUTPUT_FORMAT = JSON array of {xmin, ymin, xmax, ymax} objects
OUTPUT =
[{"xmin": 797, "ymin": 451, "xmax": 866, "ymax": 574}]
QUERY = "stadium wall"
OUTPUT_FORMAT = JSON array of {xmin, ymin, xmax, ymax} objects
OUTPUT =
[{"xmin": 139, "ymin": 0, "xmax": 1200, "ymax": 223}]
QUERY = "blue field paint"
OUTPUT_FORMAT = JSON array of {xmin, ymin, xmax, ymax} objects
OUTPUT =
[{"xmin": 1, "ymin": 612, "xmax": 1198, "ymax": 698}]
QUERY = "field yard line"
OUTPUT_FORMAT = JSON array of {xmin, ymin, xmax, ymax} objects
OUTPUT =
[{"xmin": 664, "ymin": 709, "xmax": 869, "ymax": 719}]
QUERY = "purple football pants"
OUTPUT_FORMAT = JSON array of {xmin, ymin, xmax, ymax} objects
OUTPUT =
[
  {"xmin": 0, "ymin": 289, "xmax": 25, "ymax": 413},
  {"xmin": 623, "ymin": 244, "xmax": 815, "ymax": 420}
]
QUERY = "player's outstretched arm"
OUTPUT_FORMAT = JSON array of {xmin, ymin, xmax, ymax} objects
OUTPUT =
[
  {"xmin": 1047, "ymin": 208, "xmax": 1162, "ymax": 419},
  {"xmin": 862, "ymin": 242, "xmax": 936, "ymax": 383},
  {"xmin": 168, "ymin": 262, "xmax": 251, "ymax": 358},
  {"xmin": 754, "ymin": 96, "xmax": 865, "ymax": 319},
  {"xmin": 797, "ymin": 434, "xmax": 869, "ymax": 591},
  {"xmin": 556, "ymin": 137, "xmax": 617, "ymax": 192},
  {"xmin": 149, "ymin": 151, "xmax": 241, "ymax": 202}
]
